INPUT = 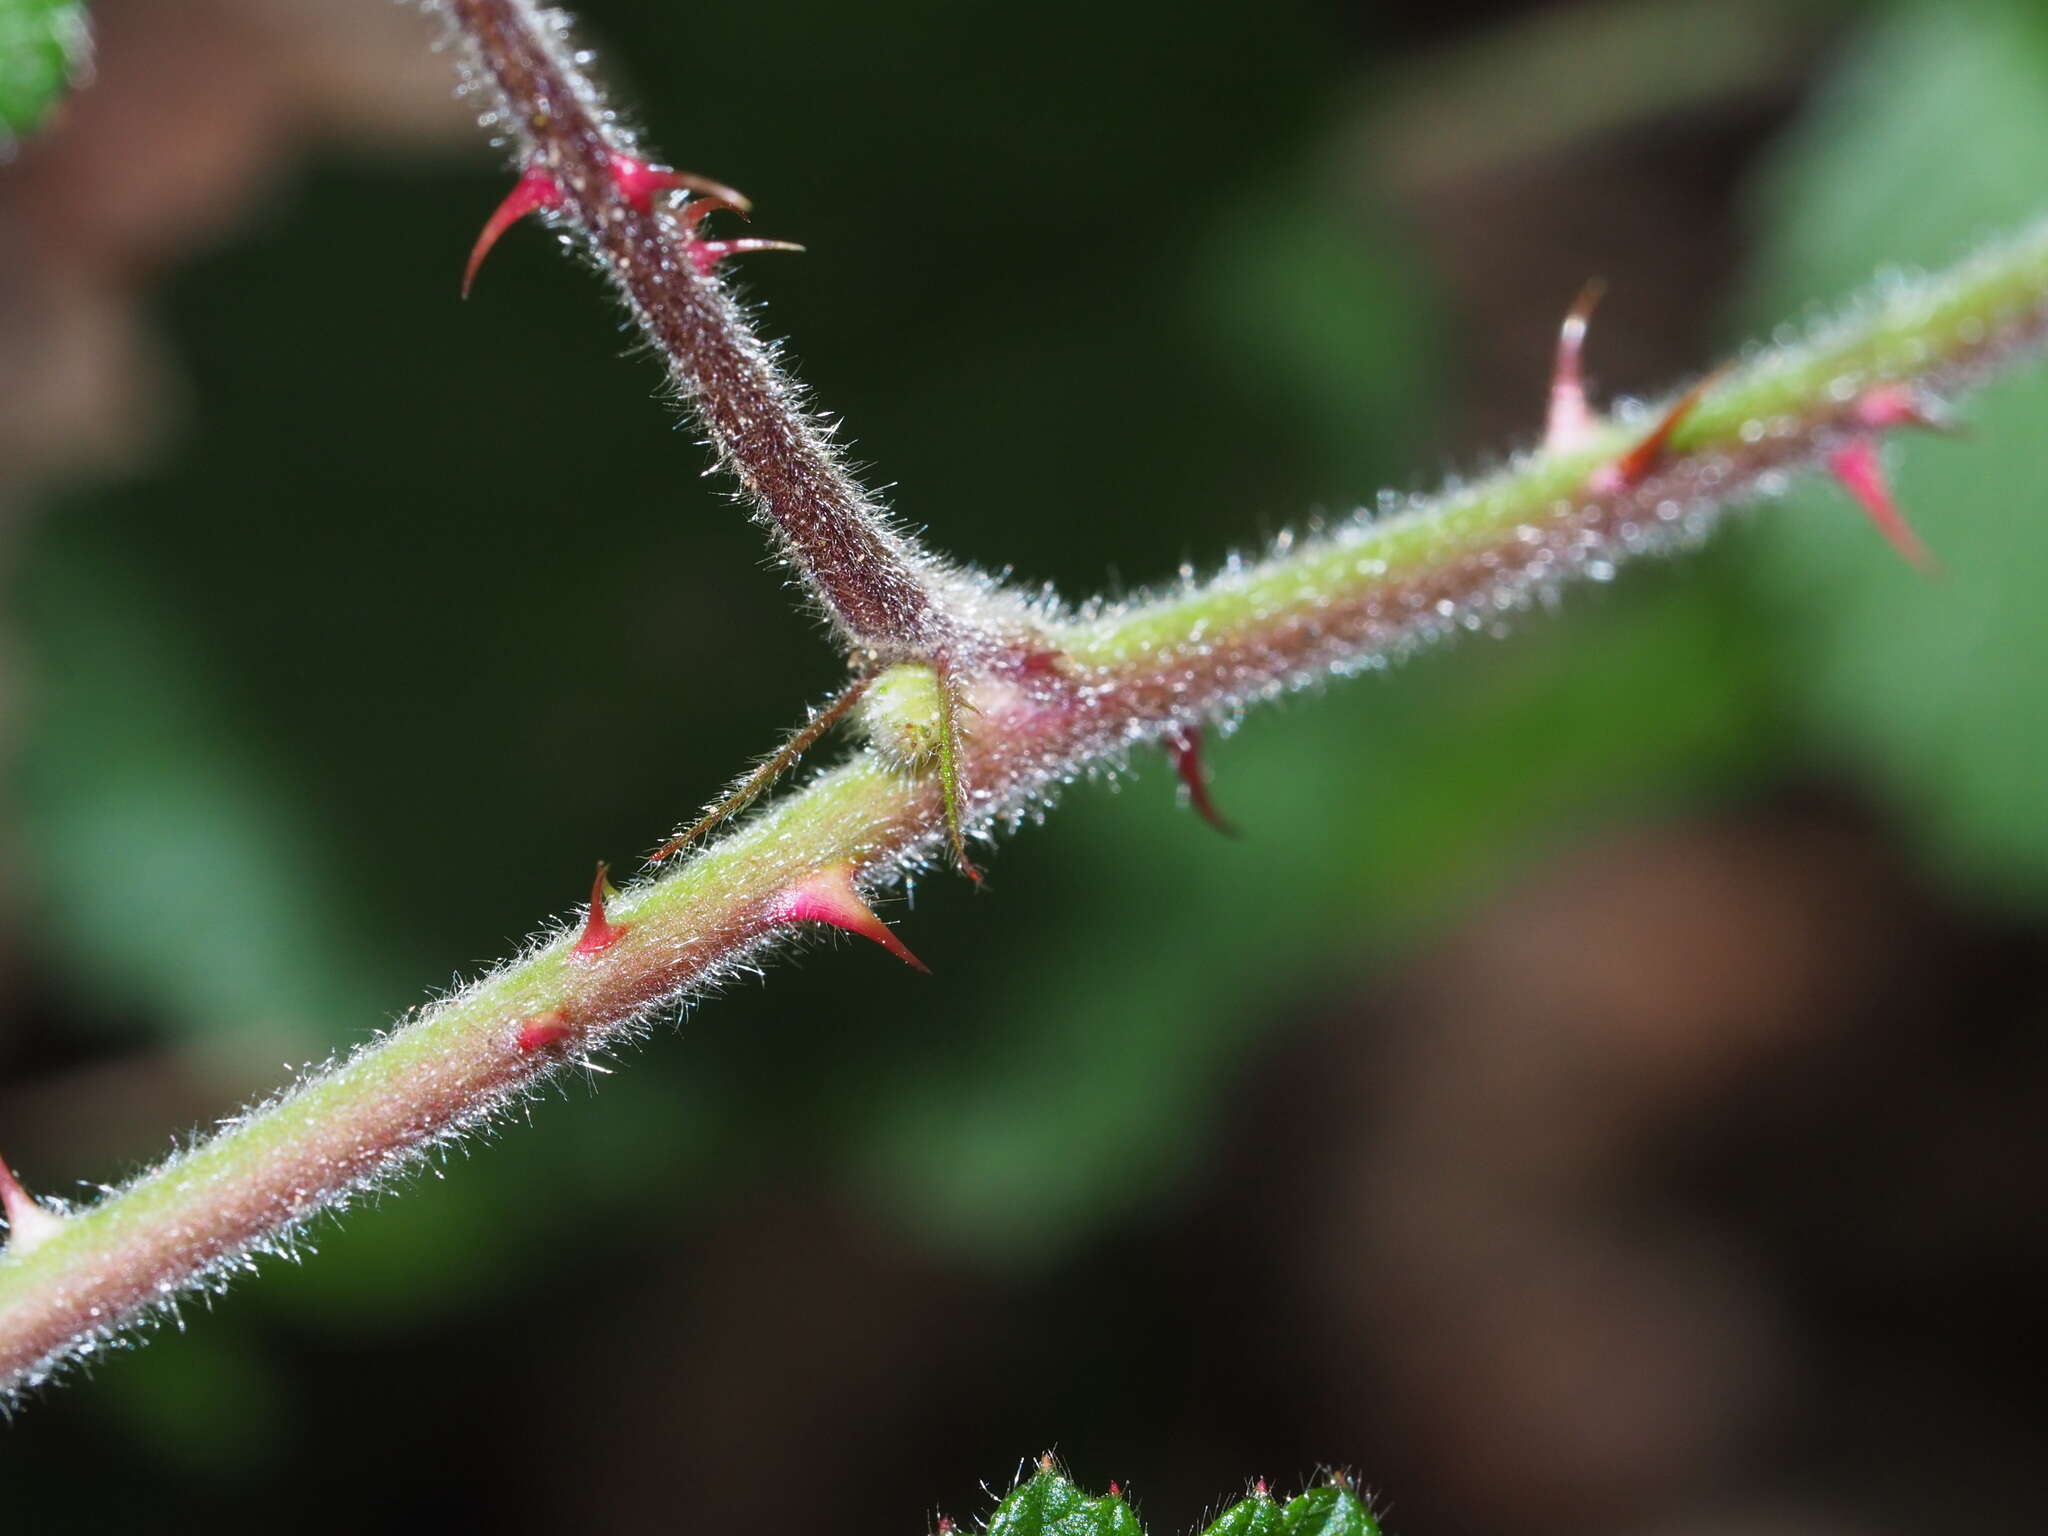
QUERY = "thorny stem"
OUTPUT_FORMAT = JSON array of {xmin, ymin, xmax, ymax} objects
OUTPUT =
[
  {"xmin": 4, "ymin": 218, "xmax": 2047, "ymax": 1396},
  {"xmin": 440, "ymin": 0, "xmax": 969, "ymax": 658},
  {"xmin": 6, "ymin": 0, "xmax": 2048, "ymax": 1398}
]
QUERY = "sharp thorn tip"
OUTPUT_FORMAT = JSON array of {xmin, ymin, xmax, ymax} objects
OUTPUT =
[{"xmin": 1828, "ymin": 436, "xmax": 1940, "ymax": 576}]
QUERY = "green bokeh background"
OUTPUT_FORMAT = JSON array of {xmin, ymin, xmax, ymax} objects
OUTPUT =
[{"xmin": 3, "ymin": 0, "xmax": 2046, "ymax": 1530}]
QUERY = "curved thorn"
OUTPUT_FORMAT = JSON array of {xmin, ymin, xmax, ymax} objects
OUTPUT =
[
  {"xmin": 686, "ymin": 237, "xmax": 806, "ymax": 278},
  {"xmin": 607, "ymin": 152, "xmax": 749, "ymax": 214},
  {"xmin": 1593, "ymin": 364, "xmax": 1730, "ymax": 492},
  {"xmin": 678, "ymin": 195, "xmax": 749, "ymax": 234},
  {"xmin": 573, "ymin": 861, "xmax": 628, "ymax": 958},
  {"xmin": 773, "ymin": 863, "xmax": 929, "ymax": 973},
  {"xmin": 1544, "ymin": 277, "xmax": 1606, "ymax": 453},
  {"xmin": 462, "ymin": 166, "xmax": 562, "ymax": 299},
  {"xmin": 1166, "ymin": 725, "xmax": 1237, "ymax": 837},
  {"xmin": 1828, "ymin": 437, "xmax": 1940, "ymax": 575}
]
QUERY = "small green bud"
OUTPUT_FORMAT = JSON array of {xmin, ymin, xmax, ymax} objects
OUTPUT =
[{"xmin": 859, "ymin": 661, "xmax": 946, "ymax": 768}]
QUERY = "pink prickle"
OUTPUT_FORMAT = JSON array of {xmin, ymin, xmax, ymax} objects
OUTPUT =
[
  {"xmin": 771, "ymin": 864, "xmax": 928, "ymax": 973},
  {"xmin": 1544, "ymin": 279, "xmax": 1605, "ymax": 454},
  {"xmin": 1166, "ymin": 725, "xmax": 1236, "ymax": 837},
  {"xmin": 573, "ymin": 862, "xmax": 629, "ymax": 958},
  {"xmin": 1827, "ymin": 436, "xmax": 1939, "ymax": 574},
  {"xmin": 463, "ymin": 166, "xmax": 564, "ymax": 298},
  {"xmin": 1859, "ymin": 382, "xmax": 1933, "ymax": 434},
  {"xmin": 516, "ymin": 1010, "xmax": 575, "ymax": 1053},
  {"xmin": 465, "ymin": 153, "xmax": 752, "ymax": 296},
  {"xmin": 605, "ymin": 152, "xmax": 748, "ymax": 216},
  {"xmin": 0, "ymin": 1150, "xmax": 65, "ymax": 1255},
  {"xmin": 1591, "ymin": 368, "xmax": 1726, "ymax": 494},
  {"xmin": 677, "ymin": 195, "xmax": 748, "ymax": 235},
  {"xmin": 686, "ymin": 237, "xmax": 806, "ymax": 277}
]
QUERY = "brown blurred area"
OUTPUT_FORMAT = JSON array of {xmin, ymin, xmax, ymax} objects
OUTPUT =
[
  {"xmin": 3, "ymin": 2, "xmax": 2045, "ymax": 1533},
  {"xmin": 466, "ymin": 793, "xmax": 2048, "ymax": 1536},
  {"xmin": 0, "ymin": 0, "xmax": 467, "ymax": 499}
]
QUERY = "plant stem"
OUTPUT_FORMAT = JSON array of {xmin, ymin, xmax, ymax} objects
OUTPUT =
[
  {"xmin": 439, "ymin": 0, "xmax": 963, "ymax": 656},
  {"xmin": 4, "ymin": 213, "xmax": 2046, "ymax": 1395}
]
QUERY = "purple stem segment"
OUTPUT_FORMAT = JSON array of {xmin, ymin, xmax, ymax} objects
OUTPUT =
[{"xmin": 441, "ymin": 0, "xmax": 948, "ymax": 656}]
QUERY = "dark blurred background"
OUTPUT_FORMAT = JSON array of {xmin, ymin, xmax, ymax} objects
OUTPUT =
[{"xmin": 3, "ymin": 0, "xmax": 2046, "ymax": 1530}]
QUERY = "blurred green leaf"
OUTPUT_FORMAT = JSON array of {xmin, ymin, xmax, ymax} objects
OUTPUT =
[
  {"xmin": 87, "ymin": 1323, "xmax": 290, "ymax": 1479},
  {"xmin": 0, "ymin": 0, "xmax": 87, "ymax": 140},
  {"xmin": 1739, "ymin": 0, "xmax": 2048, "ymax": 905},
  {"xmin": 12, "ymin": 530, "xmax": 408, "ymax": 1058},
  {"xmin": 1189, "ymin": 180, "xmax": 1446, "ymax": 502}
]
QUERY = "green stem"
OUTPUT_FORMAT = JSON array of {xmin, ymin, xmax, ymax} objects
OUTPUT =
[{"xmin": 3, "ymin": 213, "xmax": 2046, "ymax": 1399}]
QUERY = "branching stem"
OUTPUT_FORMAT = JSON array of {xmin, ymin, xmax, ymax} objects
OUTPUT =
[{"xmin": 3, "ymin": 1, "xmax": 2048, "ymax": 1403}]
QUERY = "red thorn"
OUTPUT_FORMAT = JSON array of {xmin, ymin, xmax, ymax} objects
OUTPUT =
[
  {"xmin": 1039, "ymin": 1453, "xmax": 1059, "ymax": 1475},
  {"xmin": 516, "ymin": 1010, "xmax": 574, "ymax": 1054},
  {"xmin": 678, "ymin": 195, "xmax": 749, "ymax": 235},
  {"xmin": 0, "ymin": 1150, "xmax": 64, "ymax": 1253},
  {"xmin": 466, "ymin": 156, "xmax": 750, "ymax": 297},
  {"xmin": 573, "ymin": 862, "xmax": 629, "ymax": 958},
  {"xmin": 1854, "ymin": 383, "xmax": 1953, "ymax": 434},
  {"xmin": 1592, "ymin": 366, "xmax": 1728, "ymax": 493},
  {"xmin": 463, "ymin": 165, "xmax": 563, "ymax": 298},
  {"xmin": 1254, "ymin": 1479, "xmax": 1270, "ymax": 1499},
  {"xmin": 936, "ymin": 1520, "xmax": 954, "ymax": 1536},
  {"xmin": 1166, "ymin": 725, "xmax": 1237, "ymax": 837},
  {"xmin": 772, "ymin": 864, "xmax": 929, "ymax": 973},
  {"xmin": 1828, "ymin": 436, "xmax": 1939, "ymax": 575},
  {"xmin": 687, "ymin": 237, "xmax": 806, "ymax": 277},
  {"xmin": 607, "ymin": 152, "xmax": 749, "ymax": 215},
  {"xmin": 1108, "ymin": 1482, "xmax": 1122, "ymax": 1499},
  {"xmin": 1544, "ymin": 278, "xmax": 1605, "ymax": 454}
]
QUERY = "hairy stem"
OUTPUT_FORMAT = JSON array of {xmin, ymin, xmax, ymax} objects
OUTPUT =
[
  {"xmin": 4, "ymin": 212, "xmax": 2046, "ymax": 1395},
  {"xmin": 652, "ymin": 673, "xmax": 875, "ymax": 862},
  {"xmin": 439, "ymin": 0, "xmax": 958, "ymax": 655}
]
